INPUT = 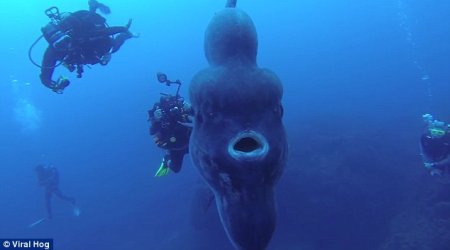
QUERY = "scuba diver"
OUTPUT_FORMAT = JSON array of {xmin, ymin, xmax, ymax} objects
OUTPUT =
[
  {"xmin": 420, "ymin": 114, "xmax": 450, "ymax": 176},
  {"xmin": 148, "ymin": 72, "xmax": 193, "ymax": 177},
  {"xmin": 35, "ymin": 164, "xmax": 79, "ymax": 220},
  {"xmin": 30, "ymin": 0, "xmax": 138, "ymax": 94}
]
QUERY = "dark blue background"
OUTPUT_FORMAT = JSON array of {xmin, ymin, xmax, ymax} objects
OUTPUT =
[{"xmin": 1, "ymin": 0, "xmax": 449, "ymax": 249}]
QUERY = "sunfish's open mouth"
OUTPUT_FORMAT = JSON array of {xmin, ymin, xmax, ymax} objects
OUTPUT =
[{"xmin": 228, "ymin": 131, "xmax": 269, "ymax": 160}]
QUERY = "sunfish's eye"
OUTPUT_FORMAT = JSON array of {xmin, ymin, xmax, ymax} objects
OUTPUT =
[{"xmin": 273, "ymin": 104, "xmax": 283, "ymax": 118}]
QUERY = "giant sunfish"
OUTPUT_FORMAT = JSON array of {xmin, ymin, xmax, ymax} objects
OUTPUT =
[{"xmin": 189, "ymin": 1, "xmax": 288, "ymax": 249}]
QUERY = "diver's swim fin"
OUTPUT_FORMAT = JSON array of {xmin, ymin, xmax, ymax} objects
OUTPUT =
[
  {"xmin": 28, "ymin": 217, "xmax": 46, "ymax": 228},
  {"xmin": 155, "ymin": 161, "xmax": 170, "ymax": 177},
  {"xmin": 97, "ymin": 3, "xmax": 111, "ymax": 15},
  {"xmin": 88, "ymin": 0, "xmax": 111, "ymax": 14}
]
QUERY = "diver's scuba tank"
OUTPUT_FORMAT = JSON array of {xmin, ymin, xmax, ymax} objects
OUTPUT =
[
  {"xmin": 41, "ymin": 7, "xmax": 71, "ymax": 49},
  {"xmin": 41, "ymin": 7, "xmax": 62, "ymax": 43}
]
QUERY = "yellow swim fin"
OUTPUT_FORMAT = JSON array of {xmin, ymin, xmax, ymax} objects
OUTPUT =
[{"xmin": 155, "ymin": 160, "xmax": 170, "ymax": 177}]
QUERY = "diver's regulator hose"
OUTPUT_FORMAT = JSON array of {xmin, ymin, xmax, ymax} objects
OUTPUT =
[{"xmin": 28, "ymin": 34, "xmax": 62, "ymax": 69}]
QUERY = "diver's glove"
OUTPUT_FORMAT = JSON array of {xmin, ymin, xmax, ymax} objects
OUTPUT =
[
  {"xmin": 424, "ymin": 162, "xmax": 443, "ymax": 176},
  {"xmin": 424, "ymin": 162, "xmax": 435, "ymax": 169},
  {"xmin": 51, "ymin": 76, "xmax": 70, "ymax": 94}
]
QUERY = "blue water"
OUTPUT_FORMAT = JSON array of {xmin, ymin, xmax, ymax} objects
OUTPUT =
[{"xmin": 1, "ymin": 0, "xmax": 450, "ymax": 249}]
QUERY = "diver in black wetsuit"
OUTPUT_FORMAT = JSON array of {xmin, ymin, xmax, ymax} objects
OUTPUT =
[
  {"xmin": 38, "ymin": 0, "xmax": 138, "ymax": 93},
  {"xmin": 148, "ymin": 73, "xmax": 193, "ymax": 176},
  {"xmin": 35, "ymin": 164, "xmax": 76, "ymax": 219},
  {"xmin": 420, "ymin": 114, "xmax": 450, "ymax": 176}
]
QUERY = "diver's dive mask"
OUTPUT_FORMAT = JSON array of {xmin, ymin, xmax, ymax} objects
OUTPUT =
[
  {"xmin": 423, "ymin": 114, "xmax": 449, "ymax": 138},
  {"xmin": 429, "ymin": 127, "xmax": 447, "ymax": 138}
]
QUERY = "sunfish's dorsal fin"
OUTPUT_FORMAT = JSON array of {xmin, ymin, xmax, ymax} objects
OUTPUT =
[
  {"xmin": 204, "ymin": 7, "xmax": 257, "ymax": 67},
  {"xmin": 225, "ymin": 0, "xmax": 237, "ymax": 8}
]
